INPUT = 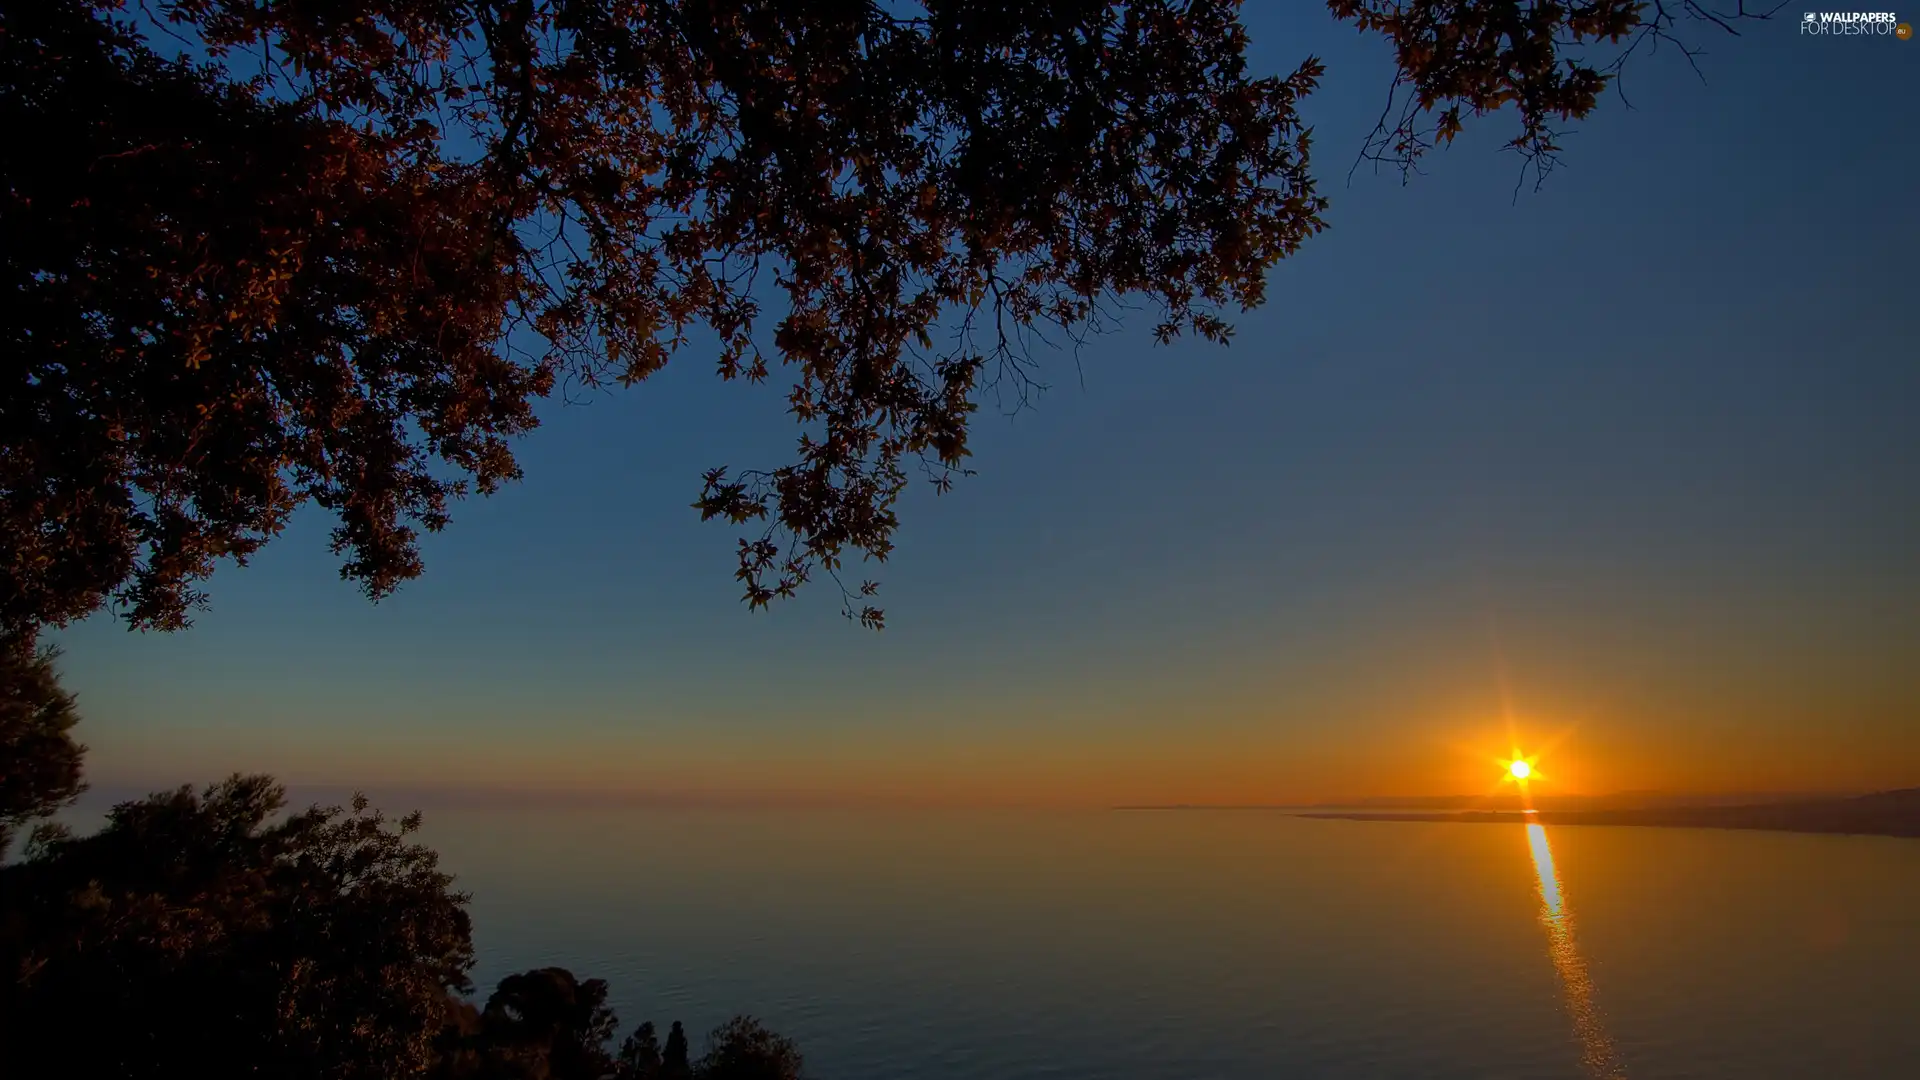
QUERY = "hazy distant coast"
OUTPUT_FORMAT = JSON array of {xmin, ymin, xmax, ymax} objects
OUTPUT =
[{"xmin": 1287, "ymin": 788, "xmax": 1920, "ymax": 839}]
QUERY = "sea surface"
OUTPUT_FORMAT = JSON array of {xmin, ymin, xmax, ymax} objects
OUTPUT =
[{"xmin": 399, "ymin": 804, "xmax": 1920, "ymax": 1079}]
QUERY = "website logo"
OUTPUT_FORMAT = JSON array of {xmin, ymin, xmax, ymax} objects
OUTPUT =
[{"xmin": 1799, "ymin": 11, "xmax": 1907, "ymax": 35}]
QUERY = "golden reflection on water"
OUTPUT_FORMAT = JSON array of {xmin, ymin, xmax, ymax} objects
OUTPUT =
[{"xmin": 1526, "ymin": 823, "xmax": 1627, "ymax": 1079}]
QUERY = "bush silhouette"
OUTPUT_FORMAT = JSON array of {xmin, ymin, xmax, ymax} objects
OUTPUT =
[{"xmin": 0, "ymin": 777, "xmax": 473, "ymax": 1077}]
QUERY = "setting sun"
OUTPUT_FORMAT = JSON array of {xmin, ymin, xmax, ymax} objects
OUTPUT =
[{"xmin": 1509, "ymin": 759, "xmax": 1532, "ymax": 780}]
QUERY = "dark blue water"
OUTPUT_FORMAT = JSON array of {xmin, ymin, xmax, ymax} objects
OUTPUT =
[{"xmin": 404, "ymin": 806, "xmax": 1920, "ymax": 1078}]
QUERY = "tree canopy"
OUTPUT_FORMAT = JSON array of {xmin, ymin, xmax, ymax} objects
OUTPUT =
[
  {"xmin": 0, "ymin": 761, "xmax": 810, "ymax": 1079},
  {"xmin": 0, "ymin": 641, "xmax": 86, "ymax": 858},
  {"xmin": 2, "ymin": 0, "xmax": 1773, "ymax": 640},
  {"xmin": 0, "ymin": 776, "xmax": 475, "ymax": 1076}
]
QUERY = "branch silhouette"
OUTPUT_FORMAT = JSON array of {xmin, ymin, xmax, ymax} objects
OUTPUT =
[{"xmin": 4, "ymin": 1, "xmax": 1748, "ymax": 642}]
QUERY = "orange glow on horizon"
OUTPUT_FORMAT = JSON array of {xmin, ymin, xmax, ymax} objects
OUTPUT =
[{"xmin": 82, "ymin": 698, "xmax": 1920, "ymax": 809}]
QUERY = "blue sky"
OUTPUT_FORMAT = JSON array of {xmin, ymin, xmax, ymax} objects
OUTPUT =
[{"xmin": 55, "ymin": 11, "xmax": 1919, "ymax": 802}]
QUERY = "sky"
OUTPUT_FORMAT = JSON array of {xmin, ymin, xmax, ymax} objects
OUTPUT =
[{"xmin": 52, "ymin": 10, "xmax": 1920, "ymax": 806}]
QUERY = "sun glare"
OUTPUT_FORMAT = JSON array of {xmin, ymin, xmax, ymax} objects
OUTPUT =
[{"xmin": 1509, "ymin": 759, "xmax": 1532, "ymax": 780}]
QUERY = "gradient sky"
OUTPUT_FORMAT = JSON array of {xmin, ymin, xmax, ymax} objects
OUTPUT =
[{"xmin": 52, "ymin": 11, "xmax": 1920, "ymax": 805}]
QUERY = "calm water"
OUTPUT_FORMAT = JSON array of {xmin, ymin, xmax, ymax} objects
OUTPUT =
[{"xmin": 413, "ymin": 807, "xmax": 1917, "ymax": 1079}]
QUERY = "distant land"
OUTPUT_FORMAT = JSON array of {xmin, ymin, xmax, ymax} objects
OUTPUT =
[
  {"xmin": 1119, "ymin": 791, "xmax": 1863, "ymax": 813},
  {"xmin": 1118, "ymin": 789, "xmax": 1920, "ymax": 839}
]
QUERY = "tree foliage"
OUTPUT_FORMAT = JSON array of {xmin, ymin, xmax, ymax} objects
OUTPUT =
[
  {"xmin": 0, "ymin": 777, "xmax": 476, "ymax": 1077},
  {"xmin": 663, "ymin": 1020, "xmax": 694, "ymax": 1080},
  {"xmin": 0, "ymin": 640, "xmax": 86, "ymax": 858},
  {"xmin": 1327, "ymin": 0, "xmax": 1768, "ymax": 185},
  {"xmin": 617, "ymin": 1021, "xmax": 665, "ymax": 1080},
  {"xmin": 693, "ymin": 1016, "xmax": 805, "ymax": 1080},
  {"xmin": 3, "ymin": 0, "xmax": 549, "ymax": 638},
  {"xmin": 0, "ymin": 763, "xmax": 811, "ymax": 1079},
  {"xmin": 437, "ymin": 966, "xmax": 622, "ymax": 1080},
  {"xmin": 2, "ymin": 0, "xmax": 1776, "ymax": 641}
]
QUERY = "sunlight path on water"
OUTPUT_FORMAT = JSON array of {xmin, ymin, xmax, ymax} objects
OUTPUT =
[{"xmin": 1526, "ymin": 823, "xmax": 1627, "ymax": 1079}]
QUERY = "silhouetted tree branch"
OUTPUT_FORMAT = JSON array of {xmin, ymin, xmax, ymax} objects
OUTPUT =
[
  {"xmin": 2, "ymin": 1, "xmax": 1752, "ymax": 640},
  {"xmin": 1330, "ymin": 0, "xmax": 1785, "ymax": 192}
]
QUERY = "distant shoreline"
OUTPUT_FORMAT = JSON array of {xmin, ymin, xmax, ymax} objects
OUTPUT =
[
  {"xmin": 1292, "ymin": 807, "xmax": 1919, "ymax": 839},
  {"xmin": 1117, "ymin": 789, "xmax": 1920, "ymax": 839}
]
